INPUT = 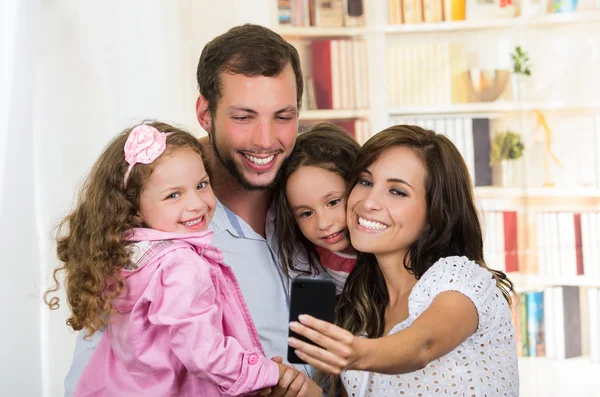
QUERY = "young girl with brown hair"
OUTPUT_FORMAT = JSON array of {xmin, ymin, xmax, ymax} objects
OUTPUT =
[{"xmin": 45, "ymin": 122, "xmax": 288, "ymax": 396}]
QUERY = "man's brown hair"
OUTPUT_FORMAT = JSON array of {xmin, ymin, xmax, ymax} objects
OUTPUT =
[{"xmin": 196, "ymin": 24, "xmax": 303, "ymax": 116}]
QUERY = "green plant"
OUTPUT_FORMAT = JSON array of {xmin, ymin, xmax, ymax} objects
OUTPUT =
[
  {"xmin": 490, "ymin": 130, "xmax": 525, "ymax": 165},
  {"xmin": 510, "ymin": 46, "xmax": 531, "ymax": 76}
]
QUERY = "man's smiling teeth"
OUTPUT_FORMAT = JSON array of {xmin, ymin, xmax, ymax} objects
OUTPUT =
[
  {"xmin": 182, "ymin": 217, "xmax": 203, "ymax": 227},
  {"xmin": 358, "ymin": 217, "xmax": 388, "ymax": 230},
  {"xmin": 244, "ymin": 154, "xmax": 275, "ymax": 165}
]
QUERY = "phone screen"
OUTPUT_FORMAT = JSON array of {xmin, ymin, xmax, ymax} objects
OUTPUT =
[{"xmin": 288, "ymin": 278, "xmax": 336, "ymax": 364}]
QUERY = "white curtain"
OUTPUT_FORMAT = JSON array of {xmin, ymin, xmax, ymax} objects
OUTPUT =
[{"xmin": 0, "ymin": 1, "xmax": 271, "ymax": 396}]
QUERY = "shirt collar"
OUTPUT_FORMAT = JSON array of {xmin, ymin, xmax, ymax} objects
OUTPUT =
[{"xmin": 210, "ymin": 198, "xmax": 276, "ymax": 242}]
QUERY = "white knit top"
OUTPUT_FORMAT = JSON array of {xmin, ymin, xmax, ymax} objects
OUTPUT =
[{"xmin": 341, "ymin": 256, "xmax": 519, "ymax": 397}]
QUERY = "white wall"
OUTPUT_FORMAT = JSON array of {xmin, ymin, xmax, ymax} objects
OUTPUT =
[{"xmin": 0, "ymin": 1, "xmax": 272, "ymax": 395}]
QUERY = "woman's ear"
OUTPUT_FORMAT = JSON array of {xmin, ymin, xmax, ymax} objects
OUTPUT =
[{"xmin": 196, "ymin": 95, "xmax": 212, "ymax": 134}]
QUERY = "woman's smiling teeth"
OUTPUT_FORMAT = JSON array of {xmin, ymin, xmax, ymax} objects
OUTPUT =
[
  {"xmin": 182, "ymin": 217, "xmax": 203, "ymax": 227},
  {"xmin": 358, "ymin": 216, "xmax": 388, "ymax": 230},
  {"xmin": 244, "ymin": 154, "xmax": 275, "ymax": 165}
]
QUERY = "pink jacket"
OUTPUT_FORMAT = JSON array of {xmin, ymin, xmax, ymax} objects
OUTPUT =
[{"xmin": 74, "ymin": 228, "xmax": 279, "ymax": 397}]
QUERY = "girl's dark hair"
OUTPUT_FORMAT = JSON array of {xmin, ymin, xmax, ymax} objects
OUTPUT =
[
  {"xmin": 274, "ymin": 123, "xmax": 360, "ymax": 278},
  {"xmin": 336, "ymin": 124, "xmax": 514, "ymax": 339},
  {"xmin": 43, "ymin": 121, "xmax": 210, "ymax": 336}
]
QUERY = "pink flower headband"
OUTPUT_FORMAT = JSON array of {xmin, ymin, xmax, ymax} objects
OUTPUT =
[{"xmin": 123, "ymin": 125, "xmax": 172, "ymax": 185}]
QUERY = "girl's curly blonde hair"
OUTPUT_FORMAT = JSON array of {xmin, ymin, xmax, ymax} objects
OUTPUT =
[{"xmin": 43, "ymin": 121, "xmax": 209, "ymax": 336}]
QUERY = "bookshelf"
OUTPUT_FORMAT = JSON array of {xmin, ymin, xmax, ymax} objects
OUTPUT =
[
  {"xmin": 383, "ymin": 11, "xmax": 600, "ymax": 34},
  {"xmin": 272, "ymin": 1, "xmax": 600, "ymax": 395},
  {"xmin": 510, "ymin": 273, "xmax": 600, "ymax": 288},
  {"xmin": 389, "ymin": 102, "xmax": 600, "ymax": 116}
]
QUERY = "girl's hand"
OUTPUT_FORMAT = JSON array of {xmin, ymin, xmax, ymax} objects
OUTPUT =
[{"xmin": 288, "ymin": 314, "xmax": 366, "ymax": 375}]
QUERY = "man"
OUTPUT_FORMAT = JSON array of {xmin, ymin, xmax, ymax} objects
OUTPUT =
[{"xmin": 64, "ymin": 24, "xmax": 323, "ymax": 397}]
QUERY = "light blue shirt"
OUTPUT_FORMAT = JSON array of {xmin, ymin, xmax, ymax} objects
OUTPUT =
[{"xmin": 63, "ymin": 199, "xmax": 319, "ymax": 396}]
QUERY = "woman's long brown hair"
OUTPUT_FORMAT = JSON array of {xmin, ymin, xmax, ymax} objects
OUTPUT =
[
  {"xmin": 43, "ymin": 121, "xmax": 210, "ymax": 336},
  {"xmin": 336, "ymin": 125, "xmax": 514, "ymax": 339}
]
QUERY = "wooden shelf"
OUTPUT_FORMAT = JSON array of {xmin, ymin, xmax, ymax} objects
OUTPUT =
[
  {"xmin": 509, "ymin": 273, "xmax": 600, "ymax": 288},
  {"xmin": 388, "ymin": 102, "xmax": 600, "ymax": 116},
  {"xmin": 299, "ymin": 109, "xmax": 369, "ymax": 121},
  {"xmin": 276, "ymin": 26, "xmax": 366, "ymax": 38},
  {"xmin": 384, "ymin": 12, "xmax": 600, "ymax": 34}
]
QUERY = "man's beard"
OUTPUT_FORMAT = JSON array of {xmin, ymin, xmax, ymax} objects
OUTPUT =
[{"xmin": 211, "ymin": 124, "xmax": 283, "ymax": 192}]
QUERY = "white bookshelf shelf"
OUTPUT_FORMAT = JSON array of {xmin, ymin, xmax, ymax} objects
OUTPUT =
[
  {"xmin": 388, "ymin": 101, "xmax": 600, "ymax": 116},
  {"xmin": 509, "ymin": 273, "xmax": 600, "ymax": 288},
  {"xmin": 299, "ymin": 109, "xmax": 369, "ymax": 121},
  {"xmin": 276, "ymin": 26, "xmax": 366, "ymax": 38},
  {"xmin": 475, "ymin": 187, "xmax": 600, "ymax": 200},
  {"xmin": 384, "ymin": 12, "xmax": 600, "ymax": 34},
  {"xmin": 518, "ymin": 356, "xmax": 600, "ymax": 397}
]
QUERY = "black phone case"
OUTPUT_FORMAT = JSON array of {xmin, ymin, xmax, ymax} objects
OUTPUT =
[{"xmin": 287, "ymin": 278, "xmax": 336, "ymax": 364}]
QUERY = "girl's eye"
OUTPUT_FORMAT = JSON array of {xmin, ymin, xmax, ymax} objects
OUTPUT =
[
  {"xmin": 327, "ymin": 198, "xmax": 341, "ymax": 207},
  {"xmin": 166, "ymin": 192, "xmax": 180, "ymax": 200},
  {"xmin": 197, "ymin": 181, "xmax": 209, "ymax": 190},
  {"xmin": 299, "ymin": 210, "xmax": 313, "ymax": 219}
]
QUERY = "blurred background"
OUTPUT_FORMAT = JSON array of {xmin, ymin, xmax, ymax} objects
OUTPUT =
[{"xmin": 2, "ymin": 0, "xmax": 600, "ymax": 395}]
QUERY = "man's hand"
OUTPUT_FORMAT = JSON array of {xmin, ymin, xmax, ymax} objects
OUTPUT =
[{"xmin": 266, "ymin": 356, "xmax": 322, "ymax": 397}]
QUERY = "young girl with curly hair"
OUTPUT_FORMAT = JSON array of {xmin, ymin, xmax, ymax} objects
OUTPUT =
[{"xmin": 44, "ymin": 122, "xmax": 287, "ymax": 396}]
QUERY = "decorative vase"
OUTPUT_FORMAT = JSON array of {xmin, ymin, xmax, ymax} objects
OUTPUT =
[
  {"xmin": 493, "ymin": 159, "xmax": 523, "ymax": 187},
  {"xmin": 511, "ymin": 74, "xmax": 533, "ymax": 103}
]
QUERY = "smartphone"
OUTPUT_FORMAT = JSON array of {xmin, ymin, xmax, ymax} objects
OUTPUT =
[{"xmin": 287, "ymin": 278, "xmax": 336, "ymax": 364}]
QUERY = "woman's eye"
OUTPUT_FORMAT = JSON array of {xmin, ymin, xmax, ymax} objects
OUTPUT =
[
  {"xmin": 197, "ymin": 181, "xmax": 209, "ymax": 190},
  {"xmin": 390, "ymin": 189, "xmax": 407, "ymax": 197},
  {"xmin": 358, "ymin": 178, "xmax": 372, "ymax": 187}
]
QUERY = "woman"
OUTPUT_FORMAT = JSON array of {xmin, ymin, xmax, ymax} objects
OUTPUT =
[{"xmin": 287, "ymin": 125, "xmax": 519, "ymax": 396}]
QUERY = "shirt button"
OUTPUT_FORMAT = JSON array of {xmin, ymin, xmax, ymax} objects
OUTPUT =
[{"xmin": 248, "ymin": 354, "xmax": 258, "ymax": 365}]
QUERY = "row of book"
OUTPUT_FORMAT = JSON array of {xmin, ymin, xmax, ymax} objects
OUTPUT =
[
  {"xmin": 389, "ymin": 0, "xmax": 600, "ymax": 25},
  {"xmin": 389, "ymin": 116, "xmax": 493, "ymax": 187},
  {"xmin": 480, "ymin": 209, "xmax": 600, "ymax": 277},
  {"xmin": 388, "ymin": 0, "xmax": 449, "ymax": 24},
  {"xmin": 310, "ymin": 39, "xmax": 369, "ymax": 110},
  {"xmin": 387, "ymin": 43, "xmax": 470, "ymax": 107},
  {"xmin": 483, "ymin": 210, "xmax": 519, "ymax": 273},
  {"xmin": 536, "ymin": 211, "xmax": 600, "ymax": 279},
  {"xmin": 479, "ymin": 209, "xmax": 600, "ymax": 278},
  {"xmin": 514, "ymin": 287, "xmax": 600, "ymax": 362},
  {"xmin": 278, "ymin": 0, "xmax": 365, "ymax": 27}
]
